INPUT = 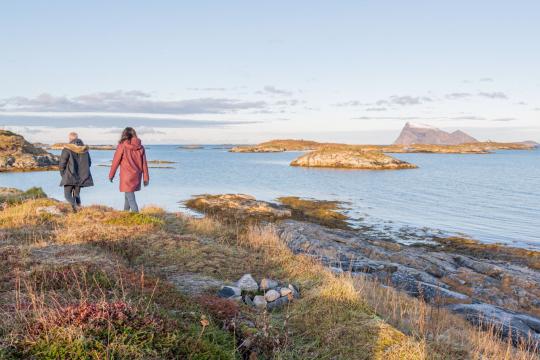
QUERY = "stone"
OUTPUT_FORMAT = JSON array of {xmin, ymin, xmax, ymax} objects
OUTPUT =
[
  {"xmin": 253, "ymin": 295, "xmax": 267, "ymax": 309},
  {"xmin": 36, "ymin": 206, "xmax": 63, "ymax": 216},
  {"xmin": 280, "ymin": 287, "xmax": 292, "ymax": 297},
  {"xmin": 218, "ymin": 285, "xmax": 241, "ymax": 299},
  {"xmin": 449, "ymin": 303, "xmax": 540, "ymax": 348},
  {"xmin": 236, "ymin": 274, "xmax": 259, "ymax": 292},
  {"xmin": 288, "ymin": 284, "xmax": 300, "ymax": 299},
  {"xmin": 267, "ymin": 296, "xmax": 290, "ymax": 311},
  {"xmin": 244, "ymin": 295, "xmax": 255, "ymax": 307},
  {"xmin": 260, "ymin": 278, "xmax": 278, "ymax": 290},
  {"xmin": 264, "ymin": 289, "xmax": 280, "ymax": 302}
]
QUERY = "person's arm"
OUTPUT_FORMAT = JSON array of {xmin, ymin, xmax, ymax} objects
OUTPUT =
[
  {"xmin": 88, "ymin": 152, "xmax": 92, "ymax": 168},
  {"xmin": 142, "ymin": 147, "xmax": 149, "ymax": 186},
  {"xmin": 59, "ymin": 149, "xmax": 69, "ymax": 176},
  {"xmin": 109, "ymin": 144, "xmax": 123, "ymax": 181}
]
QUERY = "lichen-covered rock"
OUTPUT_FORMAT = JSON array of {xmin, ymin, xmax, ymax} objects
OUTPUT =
[
  {"xmin": 260, "ymin": 278, "xmax": 279, "ymax": 291},
  {"xmin": 264, "ymin": 289, "xmax": 280, "ymax": 302},
  {"xmin": 236, "ymin": 274, "xmax": 259, "ymax": 292},
  {"xmin": 0, "ymin": 130, "xmax": 58, "ymax": 172},
  {"xmin": 290, "ymin": 148, "xmax": 417, "ymax": 170},
  {"xmin": 267, "ymin": 296, "xmax": 290, "ymax": 310}
]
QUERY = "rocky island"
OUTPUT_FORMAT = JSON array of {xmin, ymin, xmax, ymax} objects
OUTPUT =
[
  {"xmin": 0, "ymin": 130, "xmax": 59, "ymax": 172},
  {"xmin": 290, "ymin": 148, "xmax": 417, "ymax": 170}
]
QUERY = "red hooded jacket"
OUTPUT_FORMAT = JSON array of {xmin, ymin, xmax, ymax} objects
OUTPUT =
[{"xmin": 109, "ymin": 138, "xmax": 149, "ymax": 192}]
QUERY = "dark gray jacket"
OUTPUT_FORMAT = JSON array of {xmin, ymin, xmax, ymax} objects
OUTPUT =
[{"xmin": 59, "ymin": 139, "xmax": 94, "ymax": 187}]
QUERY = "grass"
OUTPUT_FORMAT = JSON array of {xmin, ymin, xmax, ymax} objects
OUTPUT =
[
  {"xmin": 0, "ymin": 196, "xmax": 538, "ymax": 359},
  {"xmin": 0, "ymin": 187, "xmax": 47, "ymax": 206}
]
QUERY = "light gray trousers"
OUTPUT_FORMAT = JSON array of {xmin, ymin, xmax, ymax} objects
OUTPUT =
[{"xmin": 124, "ymin": 192, "xmax": 139, "ymax": 212}]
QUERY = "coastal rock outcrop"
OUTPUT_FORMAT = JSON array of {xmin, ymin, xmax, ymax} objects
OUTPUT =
[
  {"xmin": 230, "ymin": 139, "xmax": 326, "ymax": 153},
  {"xmin": 0, "ymin": 130, "xmax": 59, "ymax": 172},
  {"xmin": 276, "ymin": 218, "xmax": 540, "ymax": 346},
  {"xmin": 290, "ymin": 148, "xmax": 417, "ymax": 170},
  {"xmin": 185, "ymin": 194, "xmax": 292, "ymax": 221},
  {"xmin": 393, "ymin": 122, "xmax": 479, "ymax": 145}
]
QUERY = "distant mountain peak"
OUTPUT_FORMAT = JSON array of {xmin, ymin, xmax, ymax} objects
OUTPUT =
[{"xmin": 394, "ymin": 122, "xmax": 478, "ymax": 145}]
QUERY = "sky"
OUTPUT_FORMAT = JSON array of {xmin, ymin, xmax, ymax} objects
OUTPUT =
[{"xmin": 0, "ymin": 1, "xmax": 539, "ymax": 144}]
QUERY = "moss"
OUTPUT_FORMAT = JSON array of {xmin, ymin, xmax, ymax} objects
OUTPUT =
[
  {"xmin": 278, "ymin": 196, "xmax": 350, "ymax": 229},
  {"xmin": 105, "ymin": 212, "xmax": 164, "ymax": 227},
  {"xmin": 0, "ymin": 187, "xmax": 47, "ymax": 205}
]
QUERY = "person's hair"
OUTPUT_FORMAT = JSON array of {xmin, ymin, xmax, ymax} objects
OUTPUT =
[
  {"xmin": 119, "ymin": 127, "xmax": 137, "ymax": 144},
  {"xmin": 69, "ymin": 132, "xmax": 78, "ymax": 141}
]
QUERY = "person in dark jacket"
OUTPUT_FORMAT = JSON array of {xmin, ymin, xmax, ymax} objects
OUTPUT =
[
  {"xmin": 108, "ymin": 127, "xmax": 149, "ymax": 213},
  {"xmin": 59, "ymin": 132, "xmax": 94, "ymax": 211}
]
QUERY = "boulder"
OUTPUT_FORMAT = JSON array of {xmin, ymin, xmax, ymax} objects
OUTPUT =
[
  {"xmin": 218, "ymin": 285, "xmax": 241, "ymax": 299},
  {"xmin": 253, "ymin": 295, "xmax": 267, "ymax": 309},
  {"xmin": 36, "ymin": 206, "xmax": 63, "ymax": 216},
  {"xmin": 236, "ymin": 274, "xmax": 259, "ymax": 292},
  {"xmin": 260, "ymin": 278, "xmax": 279, "ymax": 290},
  {"xmin": 449, "ymin": 303, "xmax": 540, "ymax": 347},
  {"xmin": 264, "ymin": 289, "xmax": 281, "ymax": 302},
  {"xmin": 280, "ymin": 287, "xmax": 292, "ymax": 297},
  {"xmin": 267, "ymin": 296, "xmax": 290, "ymax": 311}
]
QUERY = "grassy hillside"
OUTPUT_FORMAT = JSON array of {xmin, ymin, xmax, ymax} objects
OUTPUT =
[{"xmin": 0, "ymin": 191, "xmax": 537, "ymax": 359}]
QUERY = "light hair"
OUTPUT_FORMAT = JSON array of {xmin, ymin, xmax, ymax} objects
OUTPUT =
[{"xmin": 68, "ymin": 132, "xmax": 78, "ymax": 141}]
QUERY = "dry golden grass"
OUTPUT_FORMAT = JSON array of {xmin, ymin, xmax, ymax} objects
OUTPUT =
[{"xmin": 1, "ymin": 198, "xmax": 538, "ymax": 359}]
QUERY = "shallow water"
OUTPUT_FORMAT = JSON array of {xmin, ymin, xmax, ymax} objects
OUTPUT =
[{"xmin": 1, "ymin": 146, "xmax": 539, "ymax": 249}]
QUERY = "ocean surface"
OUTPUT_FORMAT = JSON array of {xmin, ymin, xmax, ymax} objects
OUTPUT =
[{"xmin": 1, "ymin": 145, "xmax": 539, "ymax": 250}]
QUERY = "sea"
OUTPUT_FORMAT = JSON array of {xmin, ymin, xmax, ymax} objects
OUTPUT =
[{"xmin": 1, "ymin": 145, "xmax": 539, "ymax": 250}]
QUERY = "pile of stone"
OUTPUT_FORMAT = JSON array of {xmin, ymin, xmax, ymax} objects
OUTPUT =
[{"xmin": 217, "ymin": 274, "xmax": 299, "ymax": 310}]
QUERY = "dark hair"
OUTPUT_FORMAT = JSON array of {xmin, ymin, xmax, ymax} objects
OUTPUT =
[{"xmin": 119, "ymin": 127, "xmax": 137, "ymax": 144}]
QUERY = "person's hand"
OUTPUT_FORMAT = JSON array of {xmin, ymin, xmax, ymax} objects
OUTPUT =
[
  {"xmin": 109, "ymin": 178, "xmax": 113, "ymax": 183},
  {"xmin": 144, "ymin": 181, "xmax": 149, "ymax": 187}
]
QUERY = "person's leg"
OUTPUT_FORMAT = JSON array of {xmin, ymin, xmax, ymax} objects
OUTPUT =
[
  {"xmin": 64, "ymin": 186, "xmax": 77, "ymax": 211},
  {"xmin": 73, "ymin": 186, "xmax": 81, "ymax": 206},
  {"xmin": 125, "ymin": 192, "xmax": 139, "ymax": 213},
  {"xmin": 124, "ymin": 192, "xmax": 131, "ymax": 211}
]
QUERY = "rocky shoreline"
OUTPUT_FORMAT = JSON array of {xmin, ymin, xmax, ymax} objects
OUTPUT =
[
  {"xmin": 186, "ymin": 194, "xmax": 540, "ymax": 347},
  {"xmin": 0, "ymin": 130, "xmax": 59, "ymax": 172}
]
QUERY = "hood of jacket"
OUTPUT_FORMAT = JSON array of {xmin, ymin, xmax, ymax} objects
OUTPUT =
[
  {"xmin": 64, "ymin": 143, "xmax": 89, "ymax": 154},
  {"xmin": 123, "ymin": 137, "xmax": 143, "ymax": 151}
]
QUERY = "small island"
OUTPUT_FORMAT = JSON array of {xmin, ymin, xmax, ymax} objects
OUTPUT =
[
  {"xmin": 0, "ymin": 130, "xmax": 59, "ymax": 172},
  {"xmin": 178, "ymin": 145, "xmax": 204, "ymax": 150},
  {"xmin": 290, "ymin": 148, "xmax": 417, "ymax": 170}
]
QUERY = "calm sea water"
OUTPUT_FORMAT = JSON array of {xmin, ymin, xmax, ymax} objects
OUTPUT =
[{"xmin": 1, "ymin": 146, "xmax": 539, "ymax": 249}]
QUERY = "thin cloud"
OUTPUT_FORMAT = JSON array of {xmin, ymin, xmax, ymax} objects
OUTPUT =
[
  {"xmin": 334, "ymin": 100, "xmax": 363, "ymax": 107},
  {"xmin": 0, "ymin": 90, "xmax": 267, "ymax": 114},
  {"xmin": 445, "ymin": 92, "xmax": 472, "ymax": 100},
  {"xmin": 492, "ymin": 117, "xmax": 516, "ymax": 122},
  {"xmin": 365, "ymin": 107, "xmax": 387, "ymax": 112},
  {"xmin": 257, "ymin": 86, "xmax": 293, "ymax": 96},
  {"xmin": 478, "ymin": 91, "xmax": 508, "ymax": 99},
  {"xmin": 450, "ymin": 116, "xmax": 486, "ymax": 120},
  {"xmin": 375, "ymin": 95, "xmax": 432, "ymax": 106},
  {"xmin": 479, "ymin": 77, "xmax": 494, "ymax": 82},
  {"xmin": 0, "ymin": 114, "xmax": 260, "ymax": 128}
]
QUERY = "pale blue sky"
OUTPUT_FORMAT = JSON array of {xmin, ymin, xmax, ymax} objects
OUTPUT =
[{"xmin": 1, "ymin": 1, "xmax": 539, "ymax": 144}]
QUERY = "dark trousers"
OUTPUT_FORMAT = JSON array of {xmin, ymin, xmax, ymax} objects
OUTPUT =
[
  {"xmin": 124, "ymin": 192, "xmax": 139, "ymax": 212},
  {"xmin": 64, "ymin": 185, "xmax": 81, "ymax": 208}
]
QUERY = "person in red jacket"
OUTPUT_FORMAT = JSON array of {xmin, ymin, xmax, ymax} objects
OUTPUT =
[{"xmin": 108, "ymin": 127, "xmax": 149, "ymax": 212}]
